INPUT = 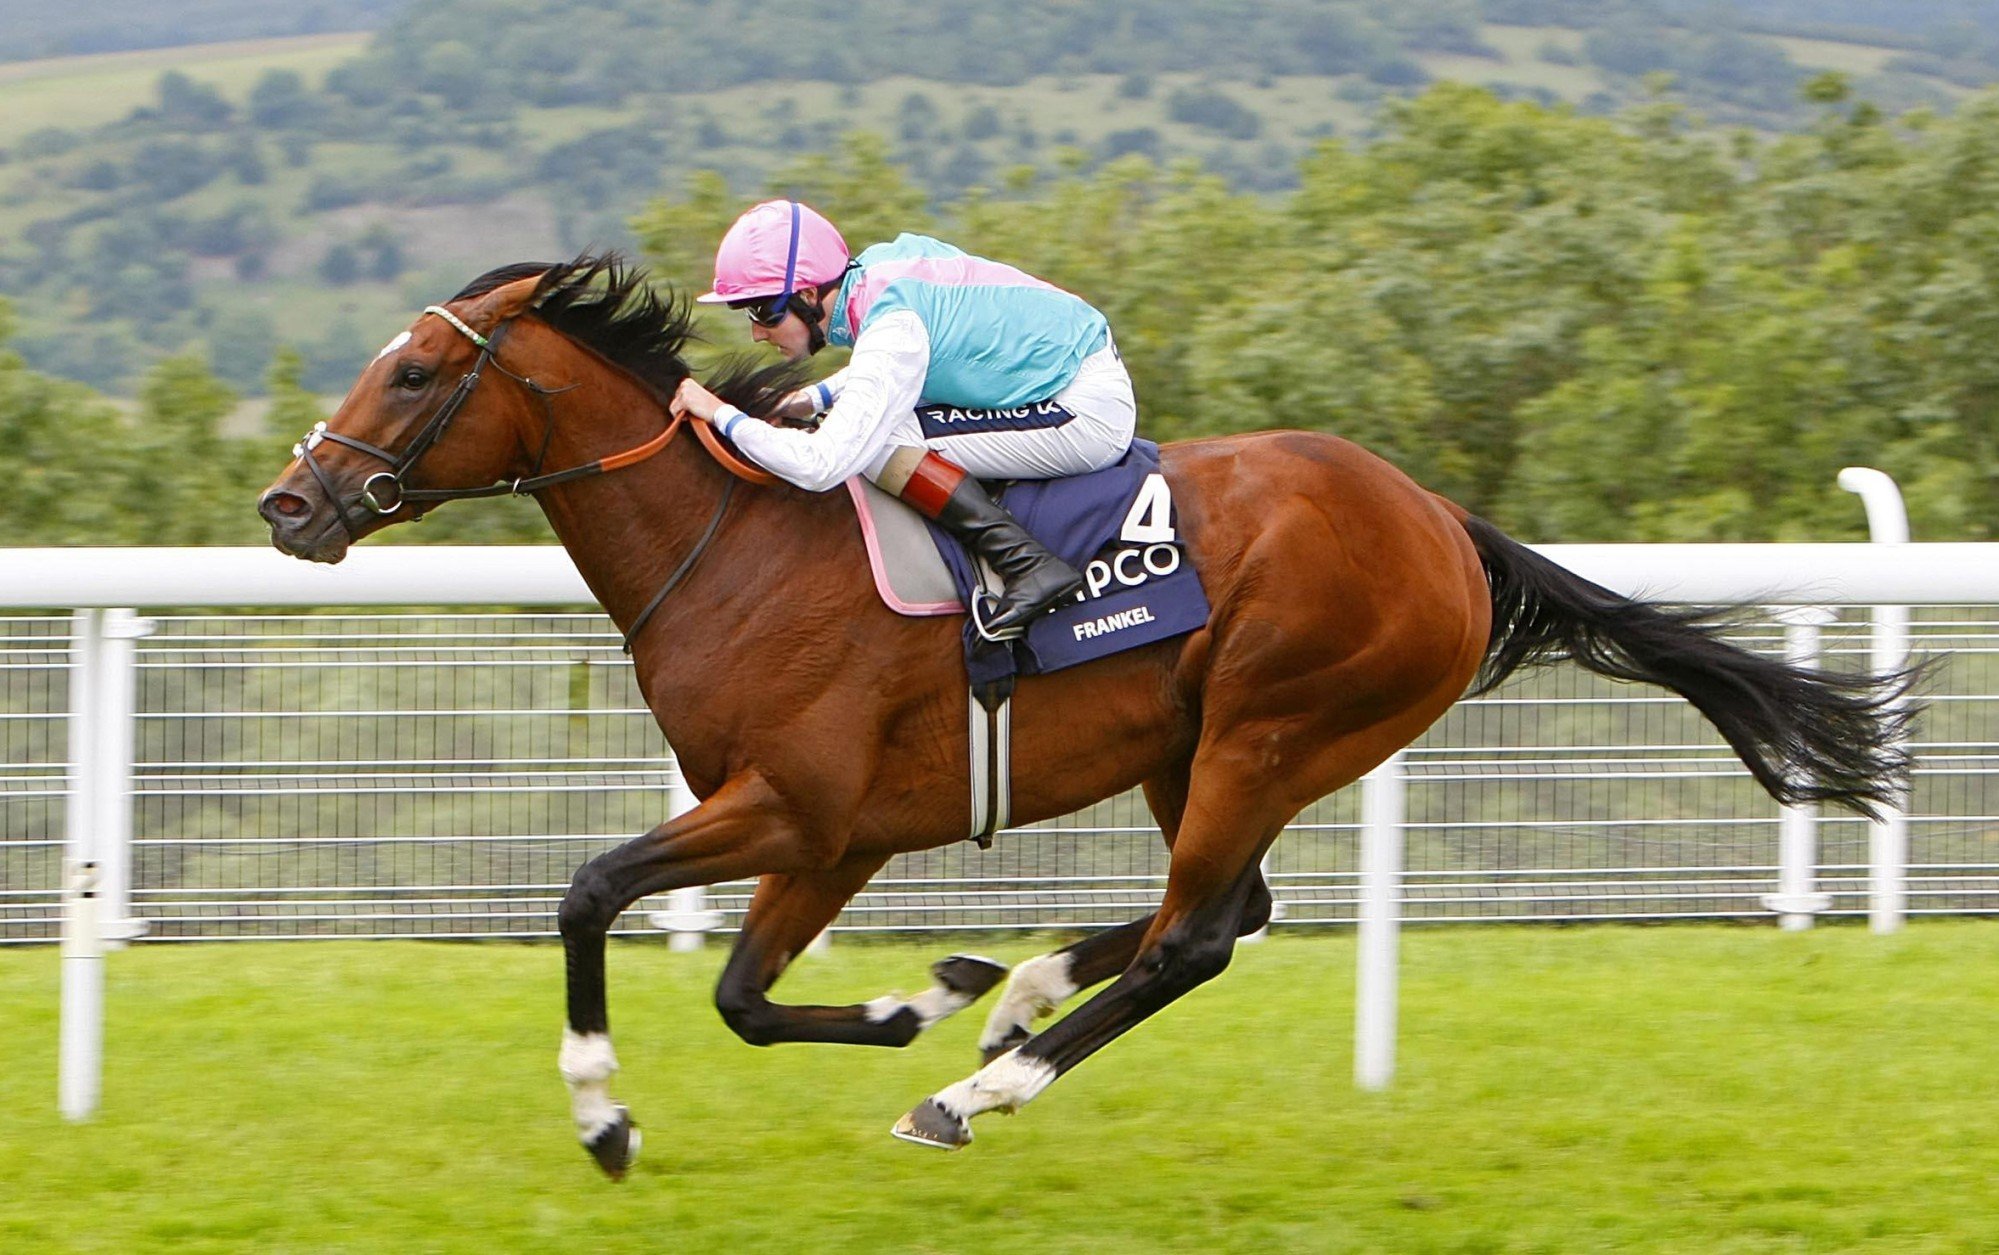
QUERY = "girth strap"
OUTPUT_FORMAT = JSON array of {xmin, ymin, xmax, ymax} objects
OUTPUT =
[{"xmin": 967, "ymin": 676, "xmax": 1015, "ymax": 848}]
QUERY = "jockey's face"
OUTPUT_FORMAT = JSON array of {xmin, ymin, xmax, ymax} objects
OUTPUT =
[{"xmin": 747, "ymin": 294, "xmax": 828, "ymax": 361}]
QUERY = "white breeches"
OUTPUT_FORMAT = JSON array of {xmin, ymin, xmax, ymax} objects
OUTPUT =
[{"xmin": 865, "ymin": 343, "xmax": 1138, "ymax": 482}]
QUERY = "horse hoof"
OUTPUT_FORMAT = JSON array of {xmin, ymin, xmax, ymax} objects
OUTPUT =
[
  {"xmin": 891, "ymin": 1098, "xmax": 972, "ymax": 1151},
  {"xmin": 932, "ymin": 954, "xmax": 1007, "ymax": 1001},
  {"xmin": 979, "ymin": 1027, "xmax": 1029, "ymax": 1067},
  {"xmin": 583, "ymin": 1106, "xmax": 641, "ymax": 1180}
]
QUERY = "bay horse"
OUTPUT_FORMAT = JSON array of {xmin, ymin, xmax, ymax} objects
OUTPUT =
[{"xmin": 258, "ymin": 255, "xmax": 1913, "ymax": 1178}]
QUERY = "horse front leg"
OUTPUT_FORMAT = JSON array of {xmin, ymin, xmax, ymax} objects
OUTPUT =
[
  {"xmin": 556, "ymin": 770, "xmax": 822, "ymax": 1179},
  {"xmin": 713, "ymin": 860, "xmax": 1008, "ymax": 1048}
]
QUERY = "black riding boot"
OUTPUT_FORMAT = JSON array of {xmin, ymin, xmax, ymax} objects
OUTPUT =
[
  {"xmin": 939, "ymin": 475, "xmax": 1095, "ymax": 635},
  {"xmin": 886, "ymin": 449, "xmax": 1083, "ymax": 638},
  {"xmin": 933, "ymin": 475, "xmax": 1086, "ymax": 637}
]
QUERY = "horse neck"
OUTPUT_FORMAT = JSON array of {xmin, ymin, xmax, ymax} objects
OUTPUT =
[
  {"xmin": 524, "ymin": 363, "xmax": 744, "ymax": 636},
  {"xmin": 520, "ymin": 350, "xmax": 852, "ymax": 649}
]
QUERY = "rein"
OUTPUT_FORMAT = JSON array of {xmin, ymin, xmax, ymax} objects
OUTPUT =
[{"xmin": 291, "ymin": 302, "xmax": 778, "ymax": 650}]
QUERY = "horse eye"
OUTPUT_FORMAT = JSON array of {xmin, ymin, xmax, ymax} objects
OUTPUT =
[{"xmin": 396, "ymin": 367, "xmax": 430, "ymax": 390}]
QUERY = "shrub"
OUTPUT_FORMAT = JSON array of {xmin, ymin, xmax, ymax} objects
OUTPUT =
[{"xmin": 1167, "ymin": 85, "xmax": 1262, "ymax": 139}]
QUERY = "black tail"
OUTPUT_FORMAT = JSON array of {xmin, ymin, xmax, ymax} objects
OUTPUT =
[{"xmin": 1462, "ymin": 515, "xmax": 1923, "ymax": 816}]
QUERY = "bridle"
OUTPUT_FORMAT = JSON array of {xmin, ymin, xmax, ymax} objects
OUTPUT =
[{"xmin": 289, "ymin": 301, "xmax": 777, "ymax": 650}]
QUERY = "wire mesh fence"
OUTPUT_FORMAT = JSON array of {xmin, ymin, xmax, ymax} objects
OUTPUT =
[{"xmin": 2, "ymin": 607, "xmax": 1993, "ymax": 943}]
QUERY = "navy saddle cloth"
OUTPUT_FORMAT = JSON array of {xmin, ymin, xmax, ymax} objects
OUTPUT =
[{"xmin": 925, "ymin": 439, "xmax": 1211, "ymax": 686}]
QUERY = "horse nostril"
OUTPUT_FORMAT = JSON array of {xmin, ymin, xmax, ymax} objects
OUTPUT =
[{"xmin": 260, "ymin": 491, "xmax": 312, "ymax": 525}]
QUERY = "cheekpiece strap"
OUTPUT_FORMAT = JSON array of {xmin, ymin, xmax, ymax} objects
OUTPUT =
[{"xmin": 423, "ymin": 305, "xmax": 490, "ymax": 348}]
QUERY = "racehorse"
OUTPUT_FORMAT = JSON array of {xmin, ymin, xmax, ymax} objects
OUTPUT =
[{"xmin": 258, "ymin": 255, "xmax": 1915, "ymax": 1178}]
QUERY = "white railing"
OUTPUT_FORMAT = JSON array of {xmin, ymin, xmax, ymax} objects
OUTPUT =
[
  {"xmin": 7, "ymin": 496, "xmax": 1999, "ymax": 1115},
  {"xmin": 4, "ymin": 558, "xmax": 1994, "ymax": 946}
]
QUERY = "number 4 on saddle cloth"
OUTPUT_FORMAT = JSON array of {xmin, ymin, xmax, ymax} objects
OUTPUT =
[{"xmin": 844, "ymin": 439, "xmax": 1211, "ymax": 688}]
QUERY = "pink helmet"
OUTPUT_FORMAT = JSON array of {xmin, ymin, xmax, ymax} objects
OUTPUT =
[{"xmin": 695, "ymin": 200, "xmax": 851, "ymax": 305}]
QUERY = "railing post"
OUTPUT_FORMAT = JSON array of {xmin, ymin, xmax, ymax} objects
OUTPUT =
[
  {"xmin": 1354, "ymin": 750, "xmax": 1405, "ymax": 1091},
  {"xmin": 1761, "ymin": 607, "xmax": 1835, "ymax": 930},
  {"xmin": 1838, "ymin": 468, "xmax": 1913, "ymax": 934},
  {"xmin": 60, "ymin": 607, "xmax": 150, "ymax": 1119},
  {"xmin": 59, "ymin": 859, "xmax": 103, "ymax": 1121},
  {"xmin": 93, "ymin": 609, "xmax": 152, "ymax": 945}
]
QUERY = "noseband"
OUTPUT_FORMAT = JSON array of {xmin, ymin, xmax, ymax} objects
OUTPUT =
[{"xmin": 289, "ymin": 302, "xmax": 764, "ymax": 650}]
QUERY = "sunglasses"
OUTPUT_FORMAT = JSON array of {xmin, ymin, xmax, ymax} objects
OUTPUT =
[{"xmin": 735, "ymin": 295, "xmax": 793, "ymax": 328}]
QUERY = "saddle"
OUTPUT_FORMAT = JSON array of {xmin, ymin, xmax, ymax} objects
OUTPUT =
[{"xmin": 846, "ymin": 440, "xmax": 1211, "ymax": 684}]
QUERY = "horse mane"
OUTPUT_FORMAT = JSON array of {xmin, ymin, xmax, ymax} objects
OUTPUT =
[{"xmin": 455, "ymin": 252, "xmax": 807, "ymax": 419}]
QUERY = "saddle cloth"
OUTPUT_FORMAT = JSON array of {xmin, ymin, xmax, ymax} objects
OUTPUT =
[{"xmin": 845, "ymin": 440, "xmax": 1210, "ymax": 684}]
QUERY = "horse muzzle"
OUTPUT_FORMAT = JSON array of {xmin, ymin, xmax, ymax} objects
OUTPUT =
[{"xmin": 258, "ymin": 485, "xmax": 353, "ymax": 564}]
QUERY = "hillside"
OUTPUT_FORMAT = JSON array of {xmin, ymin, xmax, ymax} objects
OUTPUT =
[
  {"xmin": 0, "ymin": 0, "xmax": 404, "ymax": 61},
  {"xmin": 0, "ymin": 0, "xmax": 1993, "ymax": 396}
]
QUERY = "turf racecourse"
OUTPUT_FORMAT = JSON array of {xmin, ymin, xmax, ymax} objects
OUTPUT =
[{"xmin": 3, "ymin": 926, "xmax": 1996, "ymax": 1253}]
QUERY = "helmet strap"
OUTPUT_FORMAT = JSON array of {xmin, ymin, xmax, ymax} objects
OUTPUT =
[{"xmin": 790, "ymin": 292, "xmax": 828, "ymax": 354}]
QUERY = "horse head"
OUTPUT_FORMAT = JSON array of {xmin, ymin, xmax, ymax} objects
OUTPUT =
[
  {"xmin": 258, "ymin": 262, "xmax": 571, "ymax": 561},
  {"xmin": 260, "ymin": 253, "xmax": 804, "ymax": 564}
]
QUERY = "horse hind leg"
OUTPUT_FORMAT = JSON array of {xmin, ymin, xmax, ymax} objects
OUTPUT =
[
  {"xmin": 896, "ymin": 742, "xmax": 1323, "ymax": 1150},
  {"xmin": 975, "ymin": 766, "xmax": 1271, "ymax": 1064},
  {"xmin": 974, "ymin": 879, "xmax": 1271, "ymax": 1065},
  {"xmin": 974, "ymin": 766, "xmax": 1189, "ymax": 1061},
  {"xmin": 976, "ymin": 918, "xmax": 1145, "ymax": 1063},
  {"xmin": 896, "ymin": 858, "xmax": 1272, "ymax": 1150}
]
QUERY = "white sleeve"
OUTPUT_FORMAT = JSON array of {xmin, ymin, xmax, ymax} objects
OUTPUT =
[
  {"xmin": 810, "ymin": 367, "xmax": 852, "ymax": 413},
  {"xmin": 728, "ymin": 311, "xmax": 929, "ymax": 493}
]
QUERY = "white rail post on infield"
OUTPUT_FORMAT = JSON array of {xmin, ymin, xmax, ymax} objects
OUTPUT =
[
  {"xmin": 91, "ymin": 609, "xmax": 152, "ymax": 947},
  {"xmin": 1838, "ymin": 468, "xmax": 1913, "ymax": 934},
  {"xmin": 1761, "ymin": 607, "xmax": 1836, "ymax": 930},
  {"xmin": 58, "ymin": 858, "xmax": 103, "ymax": 1121},
  {"xmin": 652, "ymin": 756, "xmax": 717, "ymax": 952},
  {"xmin": 1355, "ymin": 750, "xmax": 1406, "ymax": 1091},
  {"xmin": 60, "ymin": 607, "xmax": 152, "ymax": 1119}
]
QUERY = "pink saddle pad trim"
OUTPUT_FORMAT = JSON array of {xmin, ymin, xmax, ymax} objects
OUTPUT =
[{"xmin": 844, "ymin": 478, "xmax": 964, "ymax": 617}]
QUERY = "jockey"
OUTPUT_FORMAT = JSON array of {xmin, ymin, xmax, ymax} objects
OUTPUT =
[{"xmin": 670, "ymin": 199, "xmax": 1137, "ymax": 639}]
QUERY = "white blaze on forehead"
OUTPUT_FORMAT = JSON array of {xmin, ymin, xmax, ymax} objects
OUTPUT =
[{"xmin": 374, "ymin": 330, "xmax": 412, "ymax": 362}]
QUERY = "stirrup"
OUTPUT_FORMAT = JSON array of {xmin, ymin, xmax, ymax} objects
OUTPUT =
[{"xmin": 970, "ymin": 593, "xmax": 1027, "ymax": 644}]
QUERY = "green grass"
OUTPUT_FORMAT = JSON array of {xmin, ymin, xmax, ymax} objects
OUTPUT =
[{"xmin": 3, "ymin": 924, "xmax": 1997, "ymax": 1253}]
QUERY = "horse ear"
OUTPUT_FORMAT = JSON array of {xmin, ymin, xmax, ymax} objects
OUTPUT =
[{"xmin": 461, "ymin": 273, "xmax": 548, "ymax": 327}]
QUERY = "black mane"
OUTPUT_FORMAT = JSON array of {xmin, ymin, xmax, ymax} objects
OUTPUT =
[
  {"xmin": 452, "ymin": 262, "xmax": 557, "ymax": 302},
  {"xmin": 459, "ymin": 253, "xmax": 806, "ymax": 418}
]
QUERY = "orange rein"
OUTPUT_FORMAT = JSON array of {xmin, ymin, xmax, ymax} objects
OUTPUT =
[
  {"xmin": 690, "ymin": 412, "xmax": 782, "ymax": 487},
  {"xmin": 592, "ymin": 403, "xmax": 782, "ymax": 488}
]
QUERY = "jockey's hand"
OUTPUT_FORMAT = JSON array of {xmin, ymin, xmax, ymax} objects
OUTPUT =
[{"xmin": 670, "ymin": 379, "xmax": 725, "ymax": 423}]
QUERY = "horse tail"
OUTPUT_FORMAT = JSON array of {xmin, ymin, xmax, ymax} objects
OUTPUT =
[{"xmin": 1458, "ymin": 514, "xmax": 1922, "ymax": 816}]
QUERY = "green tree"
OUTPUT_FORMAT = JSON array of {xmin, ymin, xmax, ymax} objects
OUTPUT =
[
  {"xmin": 248, "ymin": 69, "xmax": 315, "ymax": 129},
  {"xmin": 128, "ymin": 355, "xmax": 247, "ymax": 544},
  {"xmin": 0, "ymin": 301, "xmax": 134, "ymax": 543},
  {"xmin": 155, "ymin": 70, "xmax": 233, "ymax": 128}
]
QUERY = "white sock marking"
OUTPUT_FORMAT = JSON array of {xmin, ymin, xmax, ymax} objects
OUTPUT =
[
  {"xmin": 864, "ymin": 963, "xmax": 995, "ymax": 1029},
  {"xmin": 978, "ymin": 951, "xmax": 1077, "ymax": 1053},
  {"xmin": 559, "ymin": 1029, "xmax": 620, "ymax": 1140},
  {"xmin": 932, "ymin": 1048, "xmax": 1057, "ymax": 1119}
]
